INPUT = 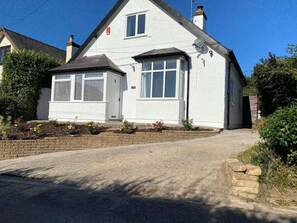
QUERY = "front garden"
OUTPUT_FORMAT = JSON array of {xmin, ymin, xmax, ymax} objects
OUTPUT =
[{"xmin": 0, "ymin": 118, "xmax": 215, "ymax": 141}]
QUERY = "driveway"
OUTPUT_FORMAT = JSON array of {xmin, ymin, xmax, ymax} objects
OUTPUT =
[
  {"xmin": 0, "ymin": 130, "xmax": 259, "ymax": 201},
  {"xmin": 0, "ymin": 129, "xmax": 296, "ymax": 222}
]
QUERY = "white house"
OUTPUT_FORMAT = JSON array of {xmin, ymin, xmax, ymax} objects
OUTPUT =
[{"xmin": 49, "ymin": 0, "xmax": 246, "ymax": 129}]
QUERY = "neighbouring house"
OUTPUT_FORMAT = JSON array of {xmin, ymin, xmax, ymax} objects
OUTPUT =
[
  {"xmin": 49, "ymin": 0, "xmax": 246, "ymax": 129},
  {"xmin": 0, "ymin": 28, "xmax": 66, "ymax": 120}
]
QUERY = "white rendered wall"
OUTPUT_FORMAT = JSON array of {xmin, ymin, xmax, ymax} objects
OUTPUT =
[
  {"xmin": 136, "ymin": 99, "xmax": 184, "ymax": 124},
  {"xmin": 76, "ymin": 0, "xmax": 240, "ymax": 128},
  {"xmin": 49, "ymin": 102, "xmax": 108, "ymax": 122},
  {"xmin": 0, "ymin": 36, "xmax": 13, "ymax": 80}
]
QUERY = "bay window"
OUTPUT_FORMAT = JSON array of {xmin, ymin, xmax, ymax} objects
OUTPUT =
[
  {"xmin": 141, "ymin": 59, "xmax": 178, "ymax": 98},
  {"xmin": 53, "ymin": 73, "xmax": 104, "ymax": 102}
]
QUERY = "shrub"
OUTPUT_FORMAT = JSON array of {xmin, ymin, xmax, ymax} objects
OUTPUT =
[
  {"xmin": 120, "ymin": 120, "xmax": 134, "ymax": 134},
  {"xmin": 0, "ymin": 96, "xmax": 23, "ymax": 120},
  {"xmin": 252, "ymin": 117, "xmax": 266, "ymax": 132},
  {"xmin": 85, "ymin": 122, "xmax": 99, "ymax": 135},
  {"xmin": 0, "ymin": 116, "xmax": 11, "ymax": 140},
  {"xmin": 182, "ymin": 119, "xmax": 193, "ymax": 131},
  {"xmin": 49, "ymin": 119, "xmax": 59, "ymax": 127},
  {"xmin": 253, "ymin": 54, "xmax": 297, "ymax": 116},
  {"xmin": 152, "ymin": 121, "xmax": 165, "ymax": 131},
  {"xmin": 0, "ymin": 50, "xmax": 62, "ymax": 120},
  {"xmin": 239, "ymin": 144, "xmax": 297, "ymax": 190},
  {"xmin": 13, "ymin": 117, "xmax": 26, "ymax": 132},
  {"xmin": 30, "ymin": 124, "xmax": 44, "ymax": 137},
  {"xmin": 66, "ymin": 123, "xmax": 79, "ymax": 136},
  {"xmin": 260, "ymin": 104, "xmax": 297, "ymax": 165}
]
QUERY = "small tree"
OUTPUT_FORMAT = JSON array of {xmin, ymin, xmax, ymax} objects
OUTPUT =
[
  {"xmin": 0, "ymin": 50, "xmax": 62, "ymax": 120},
  {"xmin": 253, "ymin": 52, "xmax": 297, "ymax": 116}
]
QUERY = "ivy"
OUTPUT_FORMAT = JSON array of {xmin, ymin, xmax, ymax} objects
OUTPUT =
[{"xmin": 0, "ymin": 50, "xmax": 62, "ymax": 120}]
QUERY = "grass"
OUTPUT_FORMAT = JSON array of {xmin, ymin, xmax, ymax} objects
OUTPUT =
[{"xmin": 238, "ymin": 144, "xmax": 297, "ymax": 205}]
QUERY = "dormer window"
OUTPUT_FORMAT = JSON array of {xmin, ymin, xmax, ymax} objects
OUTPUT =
[{"xmin": 126, "ymin": 13, "xmax": 146, "ymax": 37}]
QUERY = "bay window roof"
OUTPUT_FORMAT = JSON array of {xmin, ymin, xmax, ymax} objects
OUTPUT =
[
  {"xmin": 50, "ymin": 54, "xmax": 125, "ymax": 75},
  {"xmin": 133, "ymin": 47, "xmax": 190, "ymax": 61}
]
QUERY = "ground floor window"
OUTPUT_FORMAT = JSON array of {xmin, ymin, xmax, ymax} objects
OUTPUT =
[
  {"xmin": 53, "ymin": 73, "xmax": 104, "ymax": 102},
  {"xmin": 141, "ymin": 59, "xmax": 177, "ymax": 98}
]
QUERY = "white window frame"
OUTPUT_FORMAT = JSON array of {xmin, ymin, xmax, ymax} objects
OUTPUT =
[
  {"xmin": 140, "ymin": 59, "xmax": 180, "ymax": 99},
  {"xmin": 53, "ymin": 75, "xmax": 71, "ymax": 101},
  {"xmin": 126, "ymin": 12, "xmax": 146, "ymax": 38},
  {"xmin": 52, "ymin": 73, "xmax": 105, "ymax": 102}
]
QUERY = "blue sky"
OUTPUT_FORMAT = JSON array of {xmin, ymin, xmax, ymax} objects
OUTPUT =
[{"xmin": 0, "ymin": 0, "xmax": 296, "ymax": 76}]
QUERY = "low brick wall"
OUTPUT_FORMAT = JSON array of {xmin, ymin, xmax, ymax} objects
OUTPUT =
[
  {"xmin": 0, "ymin": 131, "xmax": 218, "ymax": 161},
  {"xmin": 226, "ymin": 158, "xmax": 262, "ymax": 199}
]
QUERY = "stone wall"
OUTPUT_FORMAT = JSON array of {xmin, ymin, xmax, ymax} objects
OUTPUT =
[
  {"xmin": 226, "ymin": 158, "xmax": 262, "ymax": 199},
  {"xmin": 0, "ymin": 131, "xmax": 218, "ymax": 161}
]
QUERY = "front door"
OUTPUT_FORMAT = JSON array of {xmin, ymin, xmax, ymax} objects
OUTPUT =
[{"xmin": 108, "ymin": 74, "xmax": 121, "ymax": 120}]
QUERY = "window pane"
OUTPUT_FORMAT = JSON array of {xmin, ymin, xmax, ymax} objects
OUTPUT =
[
  {"xmin": 165, "ymin": 71, "xmax": 176, "ymax": 97},
  {"xmin": 153, "ymin": 61, "xmax": 164, "ymax": 70},
  {"xmin": 166, "ymin": 59, "xmax": 177, "ymax": 69},
  {"xmin": 138, "ymin": 14, "xmax": 146, "ymax": 34},
  {"xmin": 84, "ymin": 80, "xmax": 104, "ymax": 101},
  {"xmin": 141, "ymin": 73, "xmax": 151, "ymax": 98},
  {"xmin": 127, "ymin": 15, "xmax": 136, "ymax": 37},
  {"xmin": 152, "ymin": 72, "xmax": 164, "ymax": 97},
  {"xmin": 85, "ymin": 73, "xmax": 103, "ymax": 78},
  {"xmin": 55, "ymin": 75, "xmax": 70, "ymax": 80},
  {"xmin": 74, "ymin": 75, "xmax": 82, "ymax": 100},
  {"xmin": 142, "ymin": 62, "xmax": 151, "ymax": 71},
  {"xmin": 54, "ymin": 81, "xmax": 70, "ymax": 101}
]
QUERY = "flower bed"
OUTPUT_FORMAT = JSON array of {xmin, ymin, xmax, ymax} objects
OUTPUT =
[{"xmin": 1, "ymin": 120, "xmax": 220, "ymax": 141}]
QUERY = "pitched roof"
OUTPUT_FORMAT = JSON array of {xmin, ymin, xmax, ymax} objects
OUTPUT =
[
  {"xmin": 50, "ymin": 54, "xmax": 125, "ymax": 75},
  {"xmin": 133, "ymin": 47, "xmax": 190, "ymax": 61},
  {"xmin": 0, "ymin": 28, "xmax": 65, "ymax": 61},
  {"xmin": 70, "ymin": 0, "xmax": 246, "ymax": 84}
]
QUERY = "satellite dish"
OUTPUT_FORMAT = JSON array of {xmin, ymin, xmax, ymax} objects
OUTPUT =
[{"xmin": 193, "ymin": 37, "xmax": 208, "ymax": 54}]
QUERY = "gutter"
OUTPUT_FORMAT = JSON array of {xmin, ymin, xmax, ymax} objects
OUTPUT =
[{"xmin": 186, "ymin": 58, "xmax": 191, "ymax": 120}]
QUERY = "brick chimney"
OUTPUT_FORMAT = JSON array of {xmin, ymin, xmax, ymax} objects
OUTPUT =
[
  {"xmin": 66, "ymin": 35, "xmax": 80, "ymax": 62},
  {"xmin": 193, "ymin": 6, "xmax": 207, "ymax": 31}
]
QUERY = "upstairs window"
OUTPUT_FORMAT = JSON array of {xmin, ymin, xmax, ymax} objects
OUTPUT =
[
  {"xmin": 126, "ymin": 13, "xmax": 146, "ymax": 37},
  {"xmin": 0, "ymin": 46, "xmax": 11, "ymax": 64},
  {"xmin": 141, "ymin": 59, "xmax": 177, "ymax": 98}
]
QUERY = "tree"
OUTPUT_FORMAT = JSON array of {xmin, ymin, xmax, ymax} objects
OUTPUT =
[
  {"xmin": 243, "ymin": 75, "xmax": 257, "ymax": 96},
  {"xmin": 252, "ymin": 50, "xmax": 297, "ymax": 117},
  {"xmin": 0, "ymin": 50, "xmax": 62, "ymax": 120}
]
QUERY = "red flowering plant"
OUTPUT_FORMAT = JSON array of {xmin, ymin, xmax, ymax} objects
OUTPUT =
[
  {"xmin": 152, "ymin": 121, "xmax": 165, "ymax": 131},
  {"xmin": 13, "ymin": 117, "xmax": 26, "ymax": 132}
]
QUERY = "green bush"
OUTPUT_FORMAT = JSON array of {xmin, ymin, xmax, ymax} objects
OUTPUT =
[
  {"xmin": 0, "ymin": 116, "xmax": 11, "ymax": 140},
  {"xmin": 239, "ymin": 144, "xmax": 297, "ymax": 190},
  {"xmin": 182, "ymin": 119, "xmax": 193, "ymax": 131},
  {"xmin": 0, "ymin": 50, "xmax": 62, "ymax": 120},
  {"xmin": 120, "ymin": 120, "xmax": 134, "ymax": 134},
  {"xmin": 0, "ymin": 96, "xmax": 23, "ymax": 120},
  {"xmin": 253, "ymin": 54, "xmax": 297, "ymax": 116},
  {"xmin": 260, "ymin": 104, "xmax": 297, "ymax": 165}
]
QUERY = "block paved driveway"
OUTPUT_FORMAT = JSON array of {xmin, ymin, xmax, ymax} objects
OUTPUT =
[{"xmin": 0, "ymin": 130, "xmax": 296, "ymax": 222}]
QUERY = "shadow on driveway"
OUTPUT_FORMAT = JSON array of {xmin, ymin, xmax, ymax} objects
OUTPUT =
[{"xmin": 0, "ymin": 167, "xmax": 295, "ymax": 223}]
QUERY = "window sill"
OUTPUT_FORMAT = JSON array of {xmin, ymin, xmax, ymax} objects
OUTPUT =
[
  {"xmin": 50, "ymin": 101, "xmax": 108, "ymax": 104},
  {"xmin": 136, "ymin": 98, "xmax": 182, "ymax": 102},
  {"xmin": 124, "ymin": 34, "xmax": 148, "ymax": 40}
]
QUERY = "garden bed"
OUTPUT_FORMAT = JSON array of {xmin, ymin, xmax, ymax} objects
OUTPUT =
[{"xmin": 2, "ymin": 121, "xmax": 219, "ymax": 141}]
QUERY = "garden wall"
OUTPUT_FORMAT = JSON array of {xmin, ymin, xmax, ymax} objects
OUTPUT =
[{"xmin": 0, "ymin": 131, "xmax": 218, "ymax": 160}]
